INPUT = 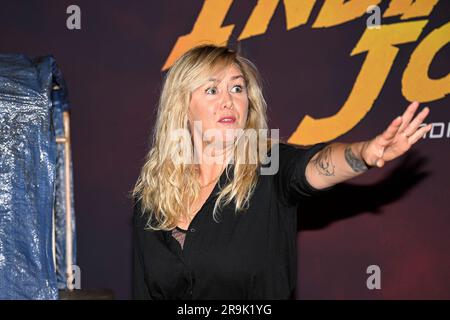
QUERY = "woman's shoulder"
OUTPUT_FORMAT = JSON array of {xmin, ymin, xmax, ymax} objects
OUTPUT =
[
  {"xmin": 272, "ymin": 142, "xmax": 329, "ymax": 158},
  {"xmin": 260, "ymin": 141, "xmax": 330, "ymax": 177},
  {"xmin": 262, "ymin": 142, "xmax": 312, "ymax": 166},
  {"xmin": 132, "ymin": 197, "xmax": 151, "ymax": 229},
  {"xmin": 277, "ymin": 142, "xmax": 316, "ymax": 152}
]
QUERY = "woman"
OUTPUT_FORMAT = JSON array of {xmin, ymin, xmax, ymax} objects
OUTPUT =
[{"xmin": 132, "ymin": 44, "xmax": 431, "ymax": 299}]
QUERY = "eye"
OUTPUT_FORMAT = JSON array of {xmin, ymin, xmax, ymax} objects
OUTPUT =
[
  {"xmin": 230, "ymin": 85, "xmax": 244, "ymax": 93},
  {"xmin": 205, "ymin": 87, "xmax": 217, "ymax": 95}
]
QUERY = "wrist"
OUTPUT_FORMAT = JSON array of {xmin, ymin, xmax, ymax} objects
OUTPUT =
[{"xmin": 357, "ymin": 141, "xmax": 374, "ymax": 169}]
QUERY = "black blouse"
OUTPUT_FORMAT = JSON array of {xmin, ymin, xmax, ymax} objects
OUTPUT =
[{"xmin": 133, "ymin": 142, "xmax": 331, "ymax": 300}]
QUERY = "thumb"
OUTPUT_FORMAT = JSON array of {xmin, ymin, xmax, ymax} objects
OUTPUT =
[{"xmin": 376, "ymin": 159, "xmax": 385, "ymax": 168}]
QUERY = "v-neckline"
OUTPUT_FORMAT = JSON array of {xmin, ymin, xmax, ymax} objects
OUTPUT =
[
  {"xmin": 176, "ymin": 165, "xmax": 232, "ymax": 246},
  {"xmin": 183, "ymin": 166, "xmax": 229, "ymax": 230}
]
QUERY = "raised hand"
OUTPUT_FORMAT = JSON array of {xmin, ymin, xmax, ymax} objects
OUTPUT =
[{"xmin": 361, "ymin": 101, "xmax": 432, "ymax": 168}]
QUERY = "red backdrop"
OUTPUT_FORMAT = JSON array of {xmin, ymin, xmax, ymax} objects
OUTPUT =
[{"xmin": 0, "ymin": 0, "xmax": 448, "ymax": 299}]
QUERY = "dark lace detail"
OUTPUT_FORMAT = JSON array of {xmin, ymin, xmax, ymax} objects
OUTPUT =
[{"xmin": 171, "ymin": 227, "xmax": 187, "ymax": 249}]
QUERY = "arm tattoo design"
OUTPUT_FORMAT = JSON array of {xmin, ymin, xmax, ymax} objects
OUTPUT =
[
  {"xmin": 312, "ymin": 145, "xmax": 335, "ymax": 176},
  {"xmin": 344, "ymin": 145, "xmax": 369, "ymax": 173}
]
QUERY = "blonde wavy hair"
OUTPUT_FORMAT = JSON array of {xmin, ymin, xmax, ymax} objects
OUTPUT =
[{"xmin": 133, "ymin": 44, "xmax": 270, "ymax": 231}]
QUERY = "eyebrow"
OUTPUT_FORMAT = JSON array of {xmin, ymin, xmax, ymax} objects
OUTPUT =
[{"xmin": 207, "ymin": 75, "xmax": 245, "ymax": 82}]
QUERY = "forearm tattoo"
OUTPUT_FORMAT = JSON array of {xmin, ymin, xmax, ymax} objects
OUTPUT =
[
  {"xmin": 344, "ymin": 145, "xmax": 369, "ymax": 173},
  {"xmin": 312, "ymin": 145, "xmax": 335, "ymax": 176}
]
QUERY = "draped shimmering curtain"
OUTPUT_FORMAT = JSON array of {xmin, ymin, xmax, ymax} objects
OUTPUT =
[{"xmin": 0, "ymin": 54, "xmax": 76, "ymax": 299}]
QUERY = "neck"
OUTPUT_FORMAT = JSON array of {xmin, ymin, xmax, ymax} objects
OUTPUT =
[
  {"xmin": 192, "ymin": 141, "xmax": 233, "ymax": 186},
  {"xmin": 197, "ymin": 163, "xmax": 224, "ymax": 187}
]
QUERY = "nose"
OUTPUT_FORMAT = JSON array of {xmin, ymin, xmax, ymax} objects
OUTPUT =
[{"xmin": 221, "ymin": 91, "xmax": 234, "ymax": 110}]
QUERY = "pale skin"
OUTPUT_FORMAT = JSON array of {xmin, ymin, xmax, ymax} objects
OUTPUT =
[
  {"xmin": 179, "ymin": 64, "xmax": 432, "ymax": 229},
  {"xmin": 180, "ymin": 64, "xmax": 248, "ymax": 228},
  {"xmin": 305, "ymin": 101, "xmax": 432, "ymax": 190}
]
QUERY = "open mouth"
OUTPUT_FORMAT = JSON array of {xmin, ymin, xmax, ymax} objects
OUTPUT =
[{"xmin": 218, "ymin": 116, "xmax": 236, "ymax": 124}]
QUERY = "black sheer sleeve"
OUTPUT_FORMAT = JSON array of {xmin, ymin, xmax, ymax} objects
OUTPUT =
[{"xmin": 275, "ymin": 143, "xmax": 334, "ymax": 206}]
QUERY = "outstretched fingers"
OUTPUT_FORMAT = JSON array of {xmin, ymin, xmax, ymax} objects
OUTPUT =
[
  {"xmin": 378, "ymin": 116, "xmax": 403, "ymax": 146},
  {"xmin": 408, "ymin": 123, "xmax": 432, "ymax": 145},
  {"xmin": 403, "ymin": 107, "xmax": 430, "ymax": 137},
  {"xmin": 398, "ymin": 101, "xmax": 419, "ymax": 134}
]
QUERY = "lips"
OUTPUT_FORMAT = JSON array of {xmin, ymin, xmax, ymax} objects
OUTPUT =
[{"xmin": 218, "ymin": 116, "xmax": 236, "ymax": 124}]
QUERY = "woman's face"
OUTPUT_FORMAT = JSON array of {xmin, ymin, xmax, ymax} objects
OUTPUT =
[{"xmin": 188, "ymin": 64, "xmax": 249, "ymax": 144}]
